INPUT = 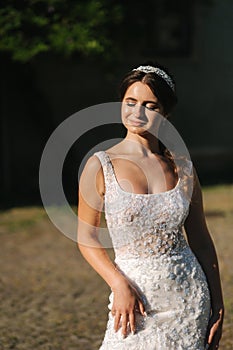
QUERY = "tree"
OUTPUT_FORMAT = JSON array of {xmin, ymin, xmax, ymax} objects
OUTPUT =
[{"xmin": 0, "ymin": 0, "xmax": 123, "ymax": 62}]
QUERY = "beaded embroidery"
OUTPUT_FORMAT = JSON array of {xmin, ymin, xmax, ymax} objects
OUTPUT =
[{"xmin": 94, "ymin": 151, "xmax": 211, "ymax": 350}]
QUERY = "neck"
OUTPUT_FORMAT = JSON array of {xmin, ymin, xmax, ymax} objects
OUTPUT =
[{"xmin": 124, "ymin": 131, "xmax": 162, "ymax": 155}]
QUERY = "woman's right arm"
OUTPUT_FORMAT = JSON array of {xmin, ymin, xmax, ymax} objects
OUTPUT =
[{"xmin": 77, "ymin": 155, "xmax": 145, "ymax": 337}]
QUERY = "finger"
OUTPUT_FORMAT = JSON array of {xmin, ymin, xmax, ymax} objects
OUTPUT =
[
  {"xmin": 210, "ymin": 328, "xmax": 222, "ymax": 349},
  {"xmin": 111, "ymin": 308, "xmax": 116, "ymax": 316},
  {"xmin": 114, "ymin": 312, "xmax": 121, "ymax": 332},
  {"xmin": 138, "ymin": 300, "xmax": 146, "ymax": 316},
  {"xmin": 207, "ymin": 327, "xmax": 222, "ymax": 350},
  {"xmin": 121, "ymin": 313, "xmax": 128, "ymax": 337},
  {"xmin": 208, "ymin": 320, "xmax": 220, "ymax": 344},
  {"xmin": 129, "ymin": 312, "xmax": 135, "ymax": 334}
]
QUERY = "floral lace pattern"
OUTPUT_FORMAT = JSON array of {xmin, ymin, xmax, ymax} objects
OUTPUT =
[{"xmin": 94, "ymin": 151, "xmax": 210, "ymax": 350}]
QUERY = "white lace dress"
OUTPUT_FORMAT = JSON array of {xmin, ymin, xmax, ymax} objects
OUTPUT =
[{"xmin": 94, "ymin": 151, "xmax": 210, "ymax": 350}]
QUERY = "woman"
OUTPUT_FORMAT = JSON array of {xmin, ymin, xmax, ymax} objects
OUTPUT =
[{"xmin": 77, "ymin": 63, "xmax": 224, "ymax": 349}]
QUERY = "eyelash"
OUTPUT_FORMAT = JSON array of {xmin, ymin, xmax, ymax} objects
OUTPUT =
[
  {"xmin": 126, "ymin": 102, "xmax": 136, "ymax": 107},
  {"xmin": 126, "ymin": 102, "xmax": 158, "ymax": 111},
  {"xmin": 146, "ymin": 106, "xmax": 157, "ymax": 111}
]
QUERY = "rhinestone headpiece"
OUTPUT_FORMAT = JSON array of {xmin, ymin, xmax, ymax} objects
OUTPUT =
[{"xmin": 132, "ymin": 65, "xmax": 175, "ymax": 92}]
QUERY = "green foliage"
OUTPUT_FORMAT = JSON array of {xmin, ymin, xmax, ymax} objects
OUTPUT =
[{"xmin": 0, "ymin": 0, "xmax": 123, "ymax": 62}]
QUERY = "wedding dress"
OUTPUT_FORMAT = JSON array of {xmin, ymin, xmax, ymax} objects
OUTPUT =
[{"xmin": 94, "ymin": 151, "xmax": 210, "ymax": 350}]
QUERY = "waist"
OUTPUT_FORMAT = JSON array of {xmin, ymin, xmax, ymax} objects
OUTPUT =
[{"xmin": 113, "ymin": 229, "xmax": 188, "ymax": 260}]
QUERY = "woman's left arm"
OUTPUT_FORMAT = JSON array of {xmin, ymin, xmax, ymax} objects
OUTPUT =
[{"xmin": 184, "ymin": 166, "xmax": 224, "ymax": 350}]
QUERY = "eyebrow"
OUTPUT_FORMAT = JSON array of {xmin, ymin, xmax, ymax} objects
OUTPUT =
[{"xmin": 125, "ymin": 97, "xmax": 159, "ymax": 104}]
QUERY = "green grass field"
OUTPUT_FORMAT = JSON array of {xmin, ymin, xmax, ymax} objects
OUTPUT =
[{"xmin": 0, "ymin": 184, "xmax": 232, "ymax": 349}]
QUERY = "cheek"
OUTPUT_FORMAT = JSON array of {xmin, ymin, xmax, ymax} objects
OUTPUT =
[
  {"xmin": 148, "ymin": 112, "xmax": 164, "ymax": 130},
  {"xmin": 121, "ymin": 105, "xmax": 131, "ymax": 121}
]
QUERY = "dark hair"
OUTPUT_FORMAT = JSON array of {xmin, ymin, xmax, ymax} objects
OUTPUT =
[
  {"xmin": 119, "ymin": 61, "xmax": 178, "ymax": 115},
  {"xmin": 119, "ymin": 61, "xmax": 178, "ymax": 171}
]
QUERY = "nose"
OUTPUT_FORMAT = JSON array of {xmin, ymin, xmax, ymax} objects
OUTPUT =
[{"xmin": 133, "ymin": 104, "xmax": 145, "ymax": 118}]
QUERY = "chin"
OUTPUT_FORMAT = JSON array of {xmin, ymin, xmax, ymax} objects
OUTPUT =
[
  {"xmin": 128, "ymin": 127, "xmax": 151, "ymax": 136},
  {"xmin": 123, "ymin": 120, "xmax": 158, "ymax": 137}
]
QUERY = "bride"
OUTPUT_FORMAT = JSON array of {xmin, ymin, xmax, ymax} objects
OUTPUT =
[{"xmin": 77, "ymin": 63, "xmax": 224, "ymax": 349}]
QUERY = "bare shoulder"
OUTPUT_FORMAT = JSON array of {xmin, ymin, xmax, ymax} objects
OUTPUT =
[
  {"xmin": 80, "ymin": 154, "xmax": 105, "ymax": 196},
  {"xmin": 83, "ymin": 154, "xmax": 103, "ymax": 171}
]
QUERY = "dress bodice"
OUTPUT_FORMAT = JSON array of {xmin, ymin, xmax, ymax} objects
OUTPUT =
[
  {"xmin": 94, "ymin": 151, "xmax": 193, "ymax": 260},
  {"xmin": 95, "ymin": 151, "xmax": 210, "ymax": 350}
]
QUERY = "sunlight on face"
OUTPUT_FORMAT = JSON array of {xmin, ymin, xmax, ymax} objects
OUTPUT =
[{"xmin": 121, "ymin": 82, "xmax": 165, "ymax": 136}]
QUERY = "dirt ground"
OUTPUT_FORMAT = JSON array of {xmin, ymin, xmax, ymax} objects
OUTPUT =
[{"xmin": 0, "ymin": 184, "xmax": 233, "ymax": 350}]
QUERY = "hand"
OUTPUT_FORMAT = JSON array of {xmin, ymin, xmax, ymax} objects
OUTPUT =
[
  {"xmin": 205, "ymin": 308, "xmax": 224, "ymax": 350},
  {"xmin": 111, "ymin": 278, "xmax": 145, "ymax": 338}
]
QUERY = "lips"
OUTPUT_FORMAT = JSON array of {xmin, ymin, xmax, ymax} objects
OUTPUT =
[{"xmin": 127, "ymin": 119, "xmax": 146, "ymax": 127}]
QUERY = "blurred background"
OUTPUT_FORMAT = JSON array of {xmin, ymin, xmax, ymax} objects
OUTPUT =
[
  {"xmin": 0, "ymin": 1, "xmax": 233, "ymax": 349},
  {"xmin": 0, "ymin": 0, "xmax": 233, "ymax": 208}
]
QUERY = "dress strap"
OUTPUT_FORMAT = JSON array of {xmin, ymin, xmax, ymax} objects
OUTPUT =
[
  {"xmin": 93, "ymin": 151, "xmax": 109, "ymax": 167},
  {"xmin": 93, "ymin": 151, "xmax": 116, "ymax": 194}
]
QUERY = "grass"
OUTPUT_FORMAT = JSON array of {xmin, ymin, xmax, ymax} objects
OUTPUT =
[
  {"xmin": 202, "ymin": 184, "xmax": 233, "ymax": 349},
  {"xmin": 0, "ymin": 184, "xmax": 232, "ymax": 349},
  {"xmin": 0, "ymin": 207, "xmax": 47, "ymax": 234}
]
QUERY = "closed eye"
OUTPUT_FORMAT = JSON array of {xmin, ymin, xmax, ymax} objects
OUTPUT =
[
  {"xmin": 145, "ymin": 106, "xmax": 157, "ymax": 111},
  {"xmin": 124, "ymin": 99, "xmax": 160, "ymax": 111},
  {"xmin": 126, "ymin": 101, "xmax": 136, "ymax": 107},
  {"xmin": 145, "ymin": 104, "xmax": 160, "ymax": 111}
]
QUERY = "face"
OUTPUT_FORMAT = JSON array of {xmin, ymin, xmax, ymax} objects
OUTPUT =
[{"xmin": 121, "ymin": 81, "xmax": 165, "ymax": 136}]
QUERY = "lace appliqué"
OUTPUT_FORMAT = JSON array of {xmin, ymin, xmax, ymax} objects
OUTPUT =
[{"xmin": 94, "ymin": 151, "xmax": 211, "ymax": 350}]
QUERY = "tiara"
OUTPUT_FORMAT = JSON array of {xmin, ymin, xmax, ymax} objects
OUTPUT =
[{"xmin": 132, "ymin": 65, "xmax": 175, "ymax": 91}]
